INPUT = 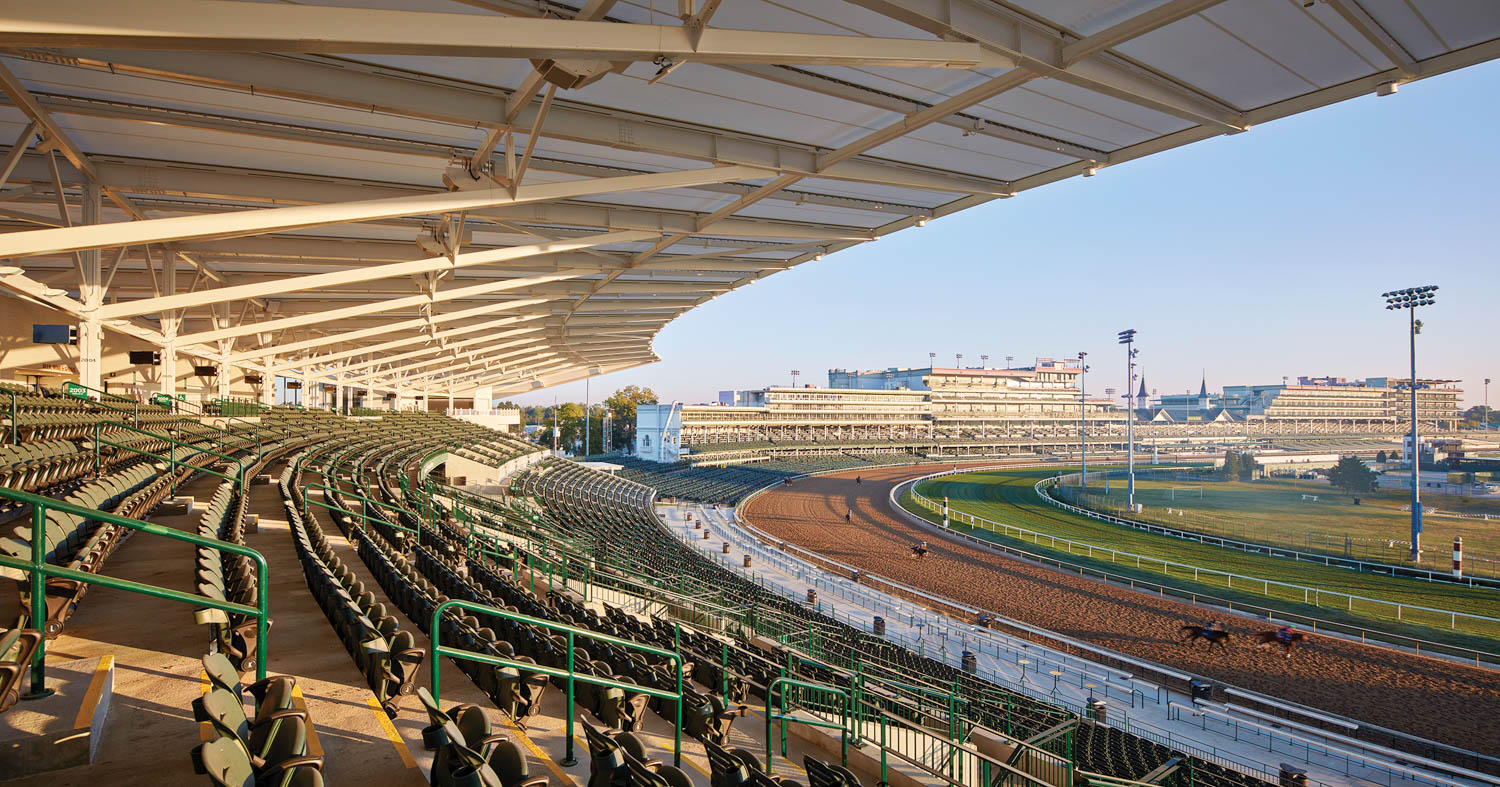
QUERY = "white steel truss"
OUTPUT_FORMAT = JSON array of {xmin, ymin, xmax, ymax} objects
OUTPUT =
[{"xmin": 0, "ymin": 0, "xmax": 1492, "ymax": 401}]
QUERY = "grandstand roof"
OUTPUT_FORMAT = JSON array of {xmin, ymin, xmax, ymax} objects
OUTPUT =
[{"xmin": 0, "ymin": 1, "xmax": 1496, "ymax": 396}]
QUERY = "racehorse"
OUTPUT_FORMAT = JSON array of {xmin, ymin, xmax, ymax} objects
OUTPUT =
[
  {"xmin": 908, "ymin": 544, "xmax": 930, "ymax": 560},
  {"xmin": 1179, "ymin": 625, "xmax": 1231, "ymax": 648},
  {"xmin": 1253, "ymin": 629, "xmax": 1305, "ymax": 657}
]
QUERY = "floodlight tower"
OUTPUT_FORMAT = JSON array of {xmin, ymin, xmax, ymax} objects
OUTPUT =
[
  {"xmin": 1486, "ymin": 377, "xmax": 1492, "ymax": 431},
  {"xmin": 981, "ymin": 354, "xmax": 989, "ymax": 370},
  {"xmin": 1005, "ymin": 356, "xmax": 1013, "ymax": 369},
  {"xmin": 956, "ymin": 353, "xmax": 963, "ymax": 369},
  {"xmin": 1383, "ymin": 285, "xmax": 1438, "ymax": 563},
  {"xmin": 791, "ymin": 370, "xmax": 800, "ymax": 388},
  {"xmin": 1118, "ymin": 329, "xmax": 1138, "ymax": 508},
  {"xmin": 1078, "ymin": 351, "xmax": 1089, "ymax": 488},
  {"xmin": 929, "ymin": 352, "xmax": 936, "ymax": 370}
]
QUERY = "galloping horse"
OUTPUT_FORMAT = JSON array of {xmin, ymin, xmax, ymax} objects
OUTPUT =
[
  {"xmin": 909, "ymin": 543, "xmax": 930, "ymax": 560},
  {"xmin": 1179, "ymin": 625, "xmax": 1231, "ymax": 648},
  {"xmin": 1254, "ymin": 629, "xmax": 1305, "ymax": 657}
]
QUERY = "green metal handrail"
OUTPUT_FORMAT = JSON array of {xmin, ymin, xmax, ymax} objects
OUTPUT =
[
  {"xmin": 61, "ymin": 380, "xmax": 136, "ymax": 406},
  {"xmin": 301, "ymin": 482, "xmax": 421, "ymax": 540},
  {"xmin": 98, "ymin": 436, "xmax": 240, "ymax": 496},
  {"xmin": 0, "ymin": 484, "xmax": 271, "ymax": 697},
  {"xmin": 152, "ymin": 392, "xmax": 201, "ymax": 416},
  {"xmin": 766, "ymin": 677, "xmax": 849, "ymax": 776},
  {"xmin": 92, "ymin": 420, "xmax": 246, "ymax": 489},
  {"xmin": 429, "ymin": 598, "xmax": 684, "ymax": 767}
]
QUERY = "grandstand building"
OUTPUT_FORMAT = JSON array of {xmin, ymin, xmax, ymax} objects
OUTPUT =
[
  {"xmin": 1220, "ymin": 377, "xmax": 1463, "ymax": 429},
  {"xmin": 638, "ymin": 359, "xmax": 1123, "ymax": 461}
]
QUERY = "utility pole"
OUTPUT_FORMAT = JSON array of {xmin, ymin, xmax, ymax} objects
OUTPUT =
[
  {"xmin": 1118, "ymin": 330, "xmax": 1138, "ymax": 509},
  {"xmin": 1078, "ymin": 352, "xmax": 1089, "ymax": 488},
  {"xmin": 1384, "ymin": 286, "xmax": 1437, "ymax": 563}
]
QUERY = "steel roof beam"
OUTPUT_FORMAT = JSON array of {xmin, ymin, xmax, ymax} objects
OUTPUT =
[
  {"xmin": 1322, "ymin": 0, "xmax": 1417, "ymax": 78},
  {"xmin": 0, "ymin": 165, "xmax": 765, "ymax": 259},
  {"xmin": 0, "ymin": 1, "xmax": 1003, "ymax": 68},
  {"xmin": 175, "ymin": 269, "xmax": 599, "ymax": 345},
  {"xmin": 263, "ymin": 318, "xmax": 543, "ymax": 371},
  {"xmin": 845, "ymin": 0, "xmax": 1245, "ymax": 132},
  {"xmin": 45, "ymin": 51, "xmax": 1010, "ymax": 195},
  {"xmin": 95, "ymin": 229, "xmax": 651, "ymax": 319},
  {"xmin": 226, "ymin": 297, "xmax": 555, "ymax": 361},
  {"xmin": 14, "ymin": 94, "xmax": 930, "ymax": 214}
]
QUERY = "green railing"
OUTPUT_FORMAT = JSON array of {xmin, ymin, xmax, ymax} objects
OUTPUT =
[
  {"xmin": 443, "ymin": 488, "xmax": 754, "ymax": 633},
  {"xmin": 0, "ymin": 485, "xmax": 271, "ymax": 697},
  {"xmin": 92, "ymin": 420, "xmax": 246, "ymax": 491},
  {"xmin": 61, "ymin": 380, "xmax": 136, "ymax": 407},
  {"xmin": 152, "ymin": 392, "xmax": 200, "ymax": 416},
  {"xmin": 5, "ymin": 384, "xmax": 134, "ymax": 444},
  {"xmin": 429, "ymin": 598, "xmax": 685, "ymax": 767},
  {"xmin": 766, "ymin": 677, "xmax": 849, "ymax": 776},
  {"xmin": 301, "ymin": 481, "xmax": 421, "ymax": 541}
]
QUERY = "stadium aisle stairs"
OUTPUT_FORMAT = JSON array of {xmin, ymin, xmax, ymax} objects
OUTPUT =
[
  {"xmin": 305, "ymin": 481, "xmax": 846, "ymax": 786},
  {"xmin": 2, "ymin": 468, "xmax": 418, "ymax": 785},
  {"xmin": 4, "ymin": 472, "xmax": 234, "ymax": 786},
  {"xmin": 238, "ymin": 464, "xmax": 426, "ymax": 786}
]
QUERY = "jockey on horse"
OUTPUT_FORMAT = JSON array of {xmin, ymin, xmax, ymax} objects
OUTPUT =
[
  {"xmin": 910, "ymin": 541, "xmax": 930, "ymax": 559},
  {"xmin": 1254, "ymin": 624, "xmax": 1304, "ymax": 657},
  {"xmin": 1180, "ymin": 621, "xmax": 1230, "ymax": 647}
]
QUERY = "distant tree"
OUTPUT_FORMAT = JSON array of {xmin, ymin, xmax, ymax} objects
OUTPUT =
[
  {"xmin": 1218, "ymin": 450, "xmax": 1241, "ymax": 481},
  {"xmin": 604, "ymin": 385, "xmax": 658, "ymax": 450},
  {"xmin": 1327, "ymin": 455, "xmax": 1376, "ymax": 497},
  {"xmin": 557, "ymin": 402, "xmax": 586, "ymax": 451},
  {"xmin": 1375, "ymin": 449, "xmax": 1388, "ymax": 464}
]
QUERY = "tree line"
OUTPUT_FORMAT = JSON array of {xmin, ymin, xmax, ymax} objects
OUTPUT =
[{"xmin": 518, "ymin": 384, "xmax": 657, "ymax": 456}]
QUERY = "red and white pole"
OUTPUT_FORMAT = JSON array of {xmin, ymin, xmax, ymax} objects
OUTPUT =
[{"xmin": 1453, "ymin": 536, "xmax": 1463, "ymax": 577}]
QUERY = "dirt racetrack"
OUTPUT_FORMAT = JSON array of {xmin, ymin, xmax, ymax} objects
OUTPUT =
[{"xmin": 742, "ymin": 464, "xmax": 1500, "ymax": 758}]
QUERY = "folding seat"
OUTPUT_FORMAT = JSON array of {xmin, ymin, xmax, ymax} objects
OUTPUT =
[
  {"xmin": 370, "ymin": 629, "xmax": 423, "ymax": 716},
  {"xmin": 624, "ymin": 753, "xmax": 692, "ymax": 787},
  {"xmin": 802, "ymin": 758, "xmax": 859, "ymax": 787},
  {"xmin": 196, "ymin": 734, "xmax": 324, "ymax": 787},
  {"xmin": 192, "ymin": 688, "xmax": 319, "ymax": 776},
  {"xmin": 203, "ymin": 652, "xmax": 300, "ymax": 724}
]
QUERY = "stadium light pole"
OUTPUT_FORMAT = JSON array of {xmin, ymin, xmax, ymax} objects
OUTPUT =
[
  {"xmin": 1006, "ymin": 356, "xmax": 1013, "ymax": 370},
  {"xmin": 929, "ymin": 352, "xmax": 936, "ymax": 370},
  {"xmin": 1078, "ymin": 351, "xmax": 1089, "ymax": 488},
  {"xmin": 1118, "ymin": 329, "xmax": 1138, "ymax": 509},
  {"xmin": 956, "ymin": 353, "xmax": 963, "ymax": 369},
  {"xmin": 1384, "ymin": 285, "xmax": 1437, "ymax": 563},
  {"xmin": 1486, "ymin": 377, "xmax": 1492, "ymax": 431},
  {"xmin": 981, "ymin": 354, "xmax": 989, "ymax": 370},
  {"xmin": 791, "ymin": 369, "xmax": 800, "ymax": 388}
]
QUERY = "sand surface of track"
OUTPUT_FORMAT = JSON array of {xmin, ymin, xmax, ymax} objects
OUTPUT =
[{"xmin": 742, "ymin": 464, "xmax": 1500, "ymax": 757}]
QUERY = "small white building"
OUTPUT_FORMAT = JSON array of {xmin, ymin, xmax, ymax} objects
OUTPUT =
[{"xmin": 635, "ymin": 402, "xmax": 685, "ymax": 462}]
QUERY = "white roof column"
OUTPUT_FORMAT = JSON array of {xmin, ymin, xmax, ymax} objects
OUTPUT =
[
  {"xmin": 260, "ymin": 356, "xmax": 275, "ymax": 407},
  {"xmin": 76, "ymin": 183, "xmax": 103, "ymax": 395}
]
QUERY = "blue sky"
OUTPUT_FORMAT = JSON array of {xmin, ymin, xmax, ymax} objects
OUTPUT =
[{"xmin": 515, "ymin": 59, "xmax": 1499, "ymax": 411}]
